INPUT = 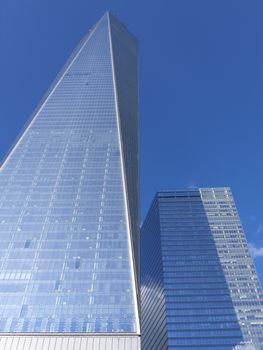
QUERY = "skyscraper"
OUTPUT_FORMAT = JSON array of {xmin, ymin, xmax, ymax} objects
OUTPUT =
[
  {"xmin": 0, "ymin": 12, "xmax": 140, "ymax": 350},
  {"xmin": 141, "ymin": 188, "xmax": 263, "ymax": 349}
]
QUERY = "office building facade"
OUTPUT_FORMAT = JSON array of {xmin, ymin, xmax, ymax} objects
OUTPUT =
[
  {"xmin": 141, "ymin": 188, "xmax": 263, "ymax": 349},
  {"xmin": 0, "ymin": 12, "xmax": 140, "ymax": 349}
]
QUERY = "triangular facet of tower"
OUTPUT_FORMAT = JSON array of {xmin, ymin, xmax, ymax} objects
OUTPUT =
[{"xmin": 0, "ymin": 12, "xmax": 140, "ymax": 348}]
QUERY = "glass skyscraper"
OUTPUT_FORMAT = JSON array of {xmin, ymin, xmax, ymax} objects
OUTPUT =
[
  {"xmin": 0, "ymin": 12, "xmax": 140, "ymax": 350},
  {"xmin": 141, "ymin": 188, "xmax": 263, "ymax": 350}
]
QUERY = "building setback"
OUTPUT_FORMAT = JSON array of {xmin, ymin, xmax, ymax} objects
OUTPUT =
[
  {"xmin": 141, "ymin": 188, "xmax": 263, "ymax": 350},
  {"xmin": 0, "ymin": 12, "xmax": 140, "ymax": 350}
]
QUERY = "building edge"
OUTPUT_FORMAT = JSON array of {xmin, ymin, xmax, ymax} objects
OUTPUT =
[{"xmin": 107, "ymin": 12, "xmax": 141, "ymax": 334}]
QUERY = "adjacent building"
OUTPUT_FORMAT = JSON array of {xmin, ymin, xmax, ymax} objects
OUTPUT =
[
  {"xmin": 141, "ymin": 188, "xmax": 263, "ymax": 349},
  {"xmin": 0, "ymin": 12, "xmax": 140, "ymax": 349}
]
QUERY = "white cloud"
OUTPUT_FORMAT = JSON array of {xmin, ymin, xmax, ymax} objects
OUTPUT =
[
  {"xmin": 249, "ymin": 215, "xmax": 256, "ymax": 222},
  {"xmin": 249, "ymin": 243, "xmax": 263, "ymax": 258},
  {"xmin": 187, "ymin": 180, "xmax": 197, "ymax": 189},
  {"xmin": 256, "ymin": 222, "xmax": 263, "ymax": 235}
]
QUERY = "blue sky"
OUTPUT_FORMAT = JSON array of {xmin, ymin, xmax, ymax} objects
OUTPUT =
[{"xmin": 0, "ymin": 0, "xmax": 263, "ymax": 283}]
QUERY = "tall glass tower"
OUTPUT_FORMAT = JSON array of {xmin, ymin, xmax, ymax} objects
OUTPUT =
[
  {"xmin": 0, "ymin": 12, "xmax": 140, "ymax": 350},
  {"xmin": 141, "ymin": 188, "xmax": 263, "ymax": 350}
]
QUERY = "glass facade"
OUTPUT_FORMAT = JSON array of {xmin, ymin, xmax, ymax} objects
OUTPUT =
[
  {"xmin": 141, "ymin": 188, "xmax": 263, "ymax": 350},
  {"xmin": 0, "ymin": 12, "xmax": 139, "ymax": 335}
]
